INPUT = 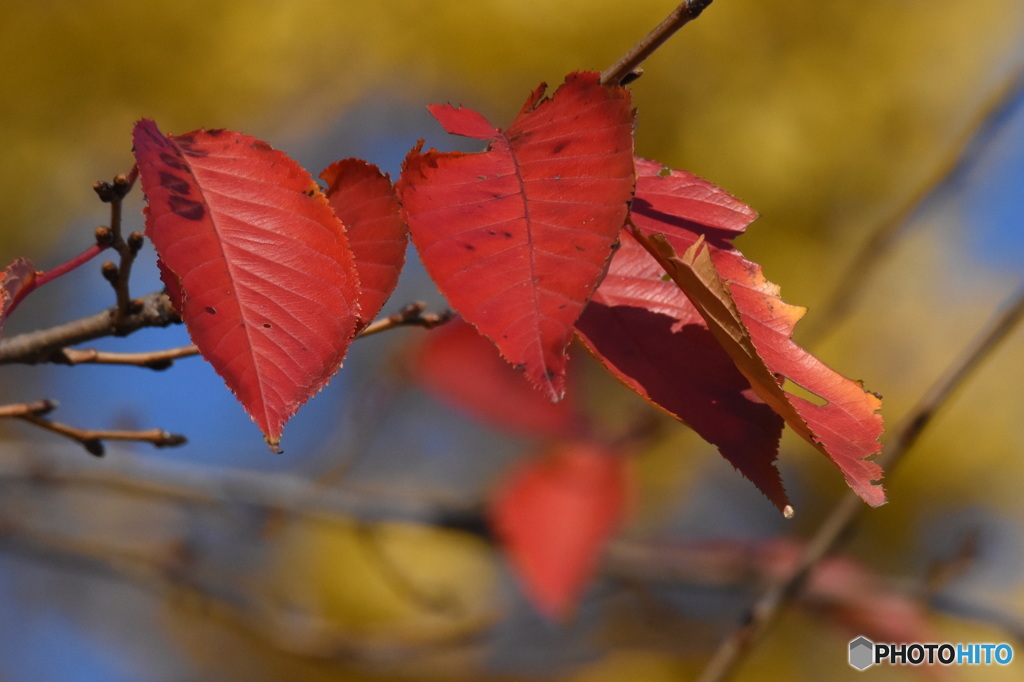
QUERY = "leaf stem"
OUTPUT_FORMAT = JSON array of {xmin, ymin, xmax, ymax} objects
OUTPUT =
[
  {"xmin": 601, "ymin": 0, "xmax": 714, "ymax": 86},
  {"xmin": 4, "ymin": 243, "xmax": 108, "ymax": 320}
]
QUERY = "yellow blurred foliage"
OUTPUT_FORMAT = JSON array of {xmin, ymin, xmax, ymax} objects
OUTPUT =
[
  {"xmin": 265, "ymin": 517, "xmax": 497, "ymax": 642},
  {"xmin": 3, "ymin": 0, "xmax": 1021, "ymax": 255}
]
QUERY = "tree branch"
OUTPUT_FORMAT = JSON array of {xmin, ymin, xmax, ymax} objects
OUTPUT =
[
  {"xmin": 0, "ymin": 289, "xmax": 180, "ymax": 365},
  {"xmin": 356, "ymin": 302, "xmax": 453, "ymax": 338},
  {"xmin": 801, "ymin": 64, "xmax": 1024, "ymax": 344},
  {"xmin": 0, "ymin": 399, "xmax": 186, "ymax": 456},
  {"xmin": 56, "ymin": 345, "xmax": 200, "ymax": 370},
  {"xmin": 601, "ymin": 0, "xmax": 714, "ymax": 86},
  {"xmin": 696, "ymin": 282, "xmax": 1024, "ymax": 682}
]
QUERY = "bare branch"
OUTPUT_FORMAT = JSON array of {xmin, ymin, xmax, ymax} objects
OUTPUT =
[
  {"xmin": 696, "ymin": 283, "xmax": 1024, "ymax": 682},
  {"xmin": 601, "ymin": 0, "xmax": 714, "ymax": 86},
  {"xmin": 0, "ymin": 398, "xmax": 186, "ymax": 456},
  {"xmin": 357, "ymin": 302, "xmax": 453, "ymax": 338},
  {"xmin": 94, "ymin": 172, "xmax": 144, "ymax": 331},
  {"xmin": 801, "ymin": 65, "xmax": 1024, "ymax": 344},
  {"xmin": 57, "ymin": 345, "xmax": 199, "ymax": 370},
  {"xmin": 0, "ymin": 289, "xmax": 180, "ymax": 365}
]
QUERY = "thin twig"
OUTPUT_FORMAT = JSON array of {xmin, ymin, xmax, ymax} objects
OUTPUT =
[
  {"xmin": 0, "ymin": 398, "xmax": 186, "ymax": 457},
  {"xmin": 600, "ymin": 0, "xmax": 714, "ymax": 86},
  {"xmin": 696, "ymin": 283, "xmax": 1024, "ymax": 682},
  {"xmin": 357, "ymin": 302, "xmax": 453, "ymax": 338},
  {"xmin": 56, "ymin": 345, "xmax": 200, "ymax": 370},
  {"xmin": 93, "ymin": 172, "xmax": 143, "ymax": 330},
  {"xmin": 801, "ymin": 64, "xmax": 1024, "ymax": 344}
]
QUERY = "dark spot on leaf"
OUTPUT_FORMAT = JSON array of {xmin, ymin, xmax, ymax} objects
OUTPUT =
[
  {"xmin": 503, "ymin": 232, "xmax": 513, "ymax": 239},
  {"xmin": 206, "ymin": 128, "xmax": 225, "ymax": 136},
  {"xmin": 551, "ymin": 142, "xmax": 567, "ymax": 154},
  {"xmin": 558, "ymin": 304, "xmax": 567, "ymax": 309},
  {"xmin": 205, "ymin": 306, "xmax": 216, "ymax": 315},
  {"xmin": 263, "ymin": 323, "xmax": 272, "ymax": 329},
  {"xmin": 175, "ymin": 133, "xmax": 196, "ymax": 145},
  {"xmin": 159, "ymin": 152, "xmax": 186, "ymax": 171},
  {"xmin": 575, "ymin": 245, "xmax": 585, "ymax": 252},
  {"xmin": 465, "ymin": 243, "xmax": 475, "ymax": 250},
  {"xmin": 513, "ymin": 363, "xmax": 526, "ymax": 373},
  {"xmin": 168, "ymin": 196, "xmax": 205, "ymax": 221},
  {"xmin": 250, "ymin": 141, "xmax": 273, "ymax": 152},
  {"xmin": 545, "ymin": 369, "xmax": 557, "ymax": 380},
  {"xmin": 158, "ymin": 171, "xmax": 190, "ymax": 195}
]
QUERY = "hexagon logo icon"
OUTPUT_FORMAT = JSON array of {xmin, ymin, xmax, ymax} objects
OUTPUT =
[{"xmin": 849, "ymin": 636, "xmax": 874, "ymax": 670}]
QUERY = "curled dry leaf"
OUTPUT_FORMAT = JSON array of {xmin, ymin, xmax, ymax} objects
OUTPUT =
[
  {"xmin": 577, "ymin": 232, "xmax": 788, "ymax": 511},
  {"xmin": 397, "ymin": 71, "xmax": 635, "ymax": 400},
  {"xmin": 133, "ymin": 120, "xmax": 362, "ymax": 450},
  {"xmin": 628, "ymin": 159, "xmax": 884, "ymax": 506}
]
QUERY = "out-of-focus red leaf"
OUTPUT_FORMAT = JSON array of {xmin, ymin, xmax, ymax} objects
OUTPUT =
[
  {"xmin": 397, "ymin": 71, "xmax": 635, "ymax": 401},
  {"xmin": 490, "ymin": 441, "xmax": 628, "ymax": 620},
  {"xmin": 628, "ymin": 158, "xmax": 885, "ymax": 506},
  {"xmin": 0, "ymin": 258, "xmax": 37, "ymax": 335},
  {"xmin": 409, "ymin": 316, "xmax": 578, "ymax": 439},
  {"xmin": 576, "ymin": 233, "xmax": 788, "ymax": 512},
  {"xmin": 133, "ymin": 120, "xmax": 361, "ymax": 450},
  {"xmin": 320, "ymin": 159, "xmax": 407, "ymax": 328}
]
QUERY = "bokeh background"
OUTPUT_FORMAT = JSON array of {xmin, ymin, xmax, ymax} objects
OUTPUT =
[{"xmin": 1, "ymin": 1, "xmax": 1023, "ymax": 680}]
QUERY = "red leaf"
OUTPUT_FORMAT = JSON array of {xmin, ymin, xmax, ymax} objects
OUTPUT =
[
  {"xmin": 133, "ymin": 120, "xmax": 361, "ymax": 450},
  {"xmin": 0, "ymin": 258, "xmax": 37, "ymax": 335},
  {"xmin": 409, "ymin": 316, "xmax": 579, "ymax": 439},
  {"xmin": 629, "ymin": 159, "xmax": 885, "ymax": 506},
  {"xmin": 490, "ymin": 441, "xmax": 628, "ymax": 619},
  {"xmin": 321, "ymin": 159, "xmax": 407, "ymax": 328},
  {"xmin": 576, "ymin": 232, "xmax": 788, "ymax": 512},
  {"xmin": 396, "ymin": 71, "xmax": 635, "ymax": 400}
]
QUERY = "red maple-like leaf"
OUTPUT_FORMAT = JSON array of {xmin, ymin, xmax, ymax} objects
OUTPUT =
[
  {"xmin": 396, "ymin": 71, "xmax": 635, "ymax": 400},
  {"xmin": 133, "ymin": 120, "xmax": 362, "ymax": 450},
  {"xmin": 0, "ymin": 258, "xmax": 37, "ymax": 336},
  {"xmin": 628, "ymin": 158, "xmax": 884, "ymax": 506},
  {"xmin": 576, "ymin": 232, "xmax": 788, "ymax": 511},
  {"xmin": 321, "ymin": 159, "xmax": 407, "ymax": 328},
  {"xmin": 489, "ymin": 441, "xmax": 628, "ymax": 619},
  {"xmin": 408, "ymin": 316, "xmax": 579, "ymax": 439}
]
